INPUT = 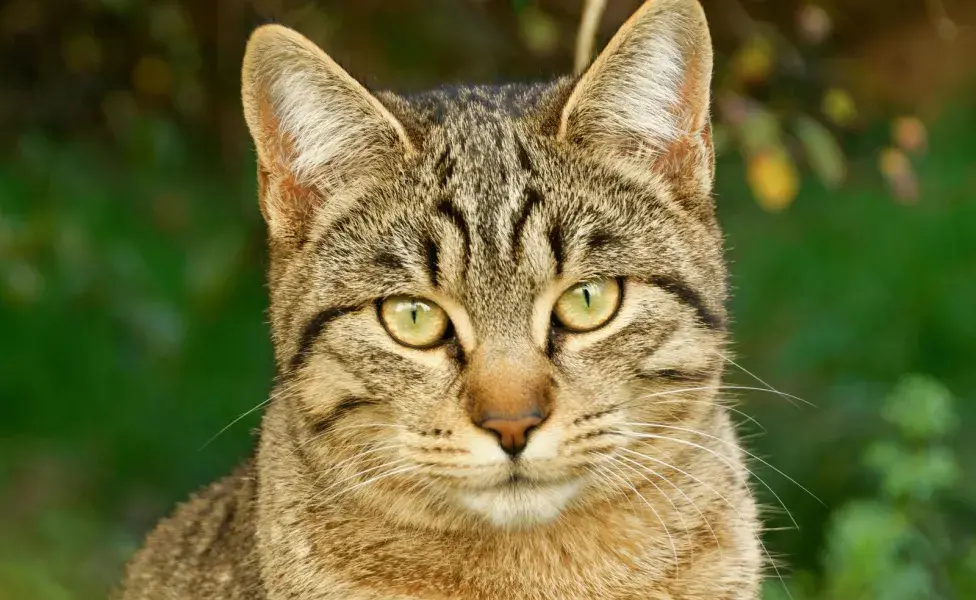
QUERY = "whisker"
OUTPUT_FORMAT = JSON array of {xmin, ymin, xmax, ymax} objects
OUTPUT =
[
  {"xmin": 614, "ymin": 453, "xmax": 721, "ymax": 558},
  {"xmin": 295, "ymin": 436, "xmax": 388, "ymax": 454},
  {"xmin": 618, "ymin": 446, "xmax": 791, "ymax": 599},
  {"xmin": 602, "ymin": 459, "xmax": 680, "ymax": 570},
  {"xmin": 649, "ymin": 397, "xmax": 767, "ymax": 433},
  {"xmin": 613, "ymin": 428, "xmax": 798, "ymax": 528},
  {"xmin": 199, "ymin": 370, "xmax": 342, "ymax": 450},
  {"xmin": 309, "ymin": 457, "xmax": 410, "ymax": 503},
  {"xmin": 296, "ymin": 423, "xmax": 406, "ymax": 451},
  {"xmin": 713, "ymin": 351, "xmax": 816, "ymax": 409},
  {"xmin": 632, "ymin": 384, "xmax": 812, "ymax": 406},
  {"xmin": 584, "ymin": 464, "xmax": 625, "ymax": 511},
  {"xmin": 609, "ymin": 455, "xmax": 690, "ymax": 533},
  {"xmin": 608, "ymin": 455, "xmax": 691, "ymax": 566},
  {"xmin": 621, "ymin": 421, "xmax": 824, "ymax": 507},
  {"xmin": 314, "ymin": 464, "xmax": 422, "ymax": 507},
  {"xmin": 306, "ymin": 443, "xmax": 405, "ymax": 488},
  {"xmin": 323, "ymin": 422, "xmax": 410, "ymax": 437},
  {"xmin": 391, "ymin": 470, "xmax": 440, "ymax": 507},
  {"xmin": 199, "ymin": 398, "xmax": 270, "ymax": 450}
]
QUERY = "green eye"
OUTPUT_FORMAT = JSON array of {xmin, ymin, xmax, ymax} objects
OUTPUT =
[
  {"xmin": 552, "ymin": 279, "xmax": 622, "ymax": 332},
  {"xmin": 379, "ymin": 296, "xmax": 451, "ymax": 348}
]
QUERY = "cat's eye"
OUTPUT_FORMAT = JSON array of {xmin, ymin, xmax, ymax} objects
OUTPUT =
[
  {"xmin": 552, "ymin": 278, "xmax": 622, "ymax": 332},
  {"xmin": 379, "ymin": 296, "xmax": 452, "ymax": 348}
]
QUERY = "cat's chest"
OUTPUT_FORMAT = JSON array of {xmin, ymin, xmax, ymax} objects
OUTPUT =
[{"xmin": 263, "ymin": 526, "xmax": 676, "ymax": 600}]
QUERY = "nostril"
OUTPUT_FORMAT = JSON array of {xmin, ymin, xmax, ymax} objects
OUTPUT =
[{"xmin": 477, "ymin": 413, "xmax": 545, "ymax": 458}]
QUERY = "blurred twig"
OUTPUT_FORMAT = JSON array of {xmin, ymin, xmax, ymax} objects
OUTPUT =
[
  {"xmin": 925, "ymin": 0, "xmax": 959, "ymax": 41},
  {"xmin": 574, "ymin": 0, "xmax": 606, "ymax": 75}
]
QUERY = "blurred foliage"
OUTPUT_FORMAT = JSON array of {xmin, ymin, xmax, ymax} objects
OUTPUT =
[
  {"xmin": 765, "ymin": 375, "xmax": 976, "ymax": 600},
  {"xmin": 2, "ymin": 0, "xmax": 972, "ymax": 208},
  {"xmin": 1, "ymin": 0, "xmax": 975, "ymax": 598}
]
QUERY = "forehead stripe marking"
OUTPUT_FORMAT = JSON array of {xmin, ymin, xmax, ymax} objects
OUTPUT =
[
  {"xmin": 511, "ymin": 187, "xmax": 544, "ymax": 259},
  {"xmin": 435, "ymin": 198, "xmax": 471, "ymax": 274},
  {"xmin": 516, "ymin": 137, "xmax": 534, "ymax": 173},
  {"xmin": 424, "ymin": 238, "xmax": 440, "ymax": 287},
  {"xmin": 548, "ymin": 224, "xmax": 564, "ymax": 276}
]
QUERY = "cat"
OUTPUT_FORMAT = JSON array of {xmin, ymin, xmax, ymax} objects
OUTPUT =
[{"xmin": 115, "ymin": 0, "xmax": 763, "ymax": 598}]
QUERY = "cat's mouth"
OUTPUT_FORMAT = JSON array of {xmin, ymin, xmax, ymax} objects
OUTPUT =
[
  {"xmin": 449, "ymin": 460, "xmax": 575, "ymax": 491},
  {"xmin": 454, "ymin": 476, "xmax": 582, "ymax": 528},
  {"xmin": 441, "ymin": 466, "xmax": 583, "ymax": 528}
]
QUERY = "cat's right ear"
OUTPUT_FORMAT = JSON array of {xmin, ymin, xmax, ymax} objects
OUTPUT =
[{"xmin": 241, "ymin": 25, "xmax": 414, "ymax": 241}]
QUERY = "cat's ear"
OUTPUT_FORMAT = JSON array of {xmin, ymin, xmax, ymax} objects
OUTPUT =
[
  {"xmin": 558, "ymin": 0, "xmax": 715, "ymax": 200},
  {"xmin": 242, "ymin": 25, "xmax": 414, "ymax": 240}
]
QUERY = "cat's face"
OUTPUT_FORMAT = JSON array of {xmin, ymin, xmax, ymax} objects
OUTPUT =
[{"xmin": 243, "ymin": 0, "xmax": 723, "ymax": 528}]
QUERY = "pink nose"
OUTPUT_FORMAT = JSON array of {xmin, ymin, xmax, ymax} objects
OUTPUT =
[{"xmin": 475, "ymin": 413, "xmax": 546, "ymax": 457}]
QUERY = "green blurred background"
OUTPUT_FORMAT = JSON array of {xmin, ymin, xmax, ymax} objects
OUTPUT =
[{"xmin": 0, "ymin": 0, "xmax": 974, "ymax": 598}]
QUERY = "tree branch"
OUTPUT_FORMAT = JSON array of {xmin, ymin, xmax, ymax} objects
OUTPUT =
[{"xmin": 574, "ymin": 0, "xmax": 607, "ymax": 75}]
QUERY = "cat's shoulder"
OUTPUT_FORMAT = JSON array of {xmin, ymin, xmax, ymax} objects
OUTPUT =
[{"xmin": 114, "ymin": 461, "xmax": 264, "ymax": 599}]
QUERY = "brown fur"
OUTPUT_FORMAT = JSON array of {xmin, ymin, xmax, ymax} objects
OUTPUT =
[{"xmin": 116, "ymin": 1, "xmax": 763, "ymax": 598}]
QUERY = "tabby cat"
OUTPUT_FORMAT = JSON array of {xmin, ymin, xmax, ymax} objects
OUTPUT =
[{"xmin": 116, "ymin": 0, "xmax": 763, "ymax": 598}]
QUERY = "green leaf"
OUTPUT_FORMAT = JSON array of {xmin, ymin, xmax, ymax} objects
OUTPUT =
[
  {"xmin": 865, "ymin": 442, "xmax": 959, "ymax": 500},
  {"xmin": 517, "ymin": 7, "xmax": 559, "ymax": 56},
  {"xmin": 739, "ymin": 107, "xmax": 782, "ymax": 155},
  {"xmin": 883, "ymin": 375, "xmax": 957, "ymax": 440},
  {"xmin": 795, "ymin": 115, "xmax": 847, "ymax": 189},
  {"xmin": 823, "ymin": 500, "xmax": 914, "ymax": 598}
]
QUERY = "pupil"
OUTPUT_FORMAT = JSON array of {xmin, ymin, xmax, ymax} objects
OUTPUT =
[
  {"xmin": 411, "ymin": 304, "xmax": 418, "ymax": 324},
  {"xmin": 583, "ymin": 287, "xmax": 592, "ymax": 308}
]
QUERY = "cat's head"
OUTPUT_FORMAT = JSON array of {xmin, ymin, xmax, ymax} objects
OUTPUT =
[{"xmin": 242, "ymin": 0, "xmax": 726, "ymax": 529}]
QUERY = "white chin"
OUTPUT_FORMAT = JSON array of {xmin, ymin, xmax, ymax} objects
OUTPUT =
[{"xmin": 457, "ymin": 481, "xmax": 581, "ymax": 529}]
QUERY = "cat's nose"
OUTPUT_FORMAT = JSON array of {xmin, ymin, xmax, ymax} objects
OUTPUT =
[
  {"xmin": 464, "ymin": 349, "xmax": 554, "ymax": 458},
  {"xmin": 475, "ymin": 412, "xmax": 547, "ymax": 458}
]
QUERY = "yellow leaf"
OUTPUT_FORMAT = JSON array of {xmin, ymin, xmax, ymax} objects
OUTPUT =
[
  {"xmin": 748, "ymin": 150, "xmax": 800, "ymax": 212},
  {"xmin": 892, "ymin": 116, "xmax": 928, "ymax": 154},
  {"xmin": 795, "ymin": 115, "xmax": 847, "ymax": 189},
  {"xmin": 878, "ymin": 147, "xmax": 910, "ymax": 177},
  {"xmin": 822, "ymin": 88, "xmax": 857, "ymax": 127},
  {"xmin": 878, "ymin": 147, "xmax": 919, "ymax": 202},
  {"xmin": 739, "ymin": 106, "xmax": 782, "ymax": 155},
  {"xmin": 733, "ymin": 36, "xmax": 774, "ymax": 84}
]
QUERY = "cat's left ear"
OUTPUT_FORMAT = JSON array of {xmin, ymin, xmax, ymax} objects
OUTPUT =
[{"xmin": 558, "ymin": 0, "xmax": 714, "ymax": 205}]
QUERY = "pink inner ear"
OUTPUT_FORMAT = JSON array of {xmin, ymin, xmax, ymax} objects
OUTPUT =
[
  {"xmin": 674, "ymin": 49, "xmax": 711, "ymax": 135},
  {"xmin": 653, "ymin": 58, "xmax": 712, "ymax": 173},
  {"xmin": 255, "ymin": 96, "xmax": 322, "ymax": 236},
  {"xmin": 256, "ymin": 96, "xmax": 295, "ymax": 175}
]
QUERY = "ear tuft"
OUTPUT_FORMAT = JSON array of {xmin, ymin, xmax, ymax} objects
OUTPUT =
[
  {"xmin": 559, "ymin": 0, "xmax": 714, "ymax": 193},
  {"xmin": 241, "ymin": 25, "xmax": 413, "ymax": 238}
]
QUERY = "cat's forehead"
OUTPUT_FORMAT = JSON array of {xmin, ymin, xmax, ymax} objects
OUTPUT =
[
  {"xmin": 398, "ymin": 83, "xmax": 589, "ymax": 214},
  {"xmin": 307, "ymin": 82, "xmax": 711, "ymax": 322},
  {"xmin": 395, "ymin": 81, "xmax": 564, "ymax": 125}
]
